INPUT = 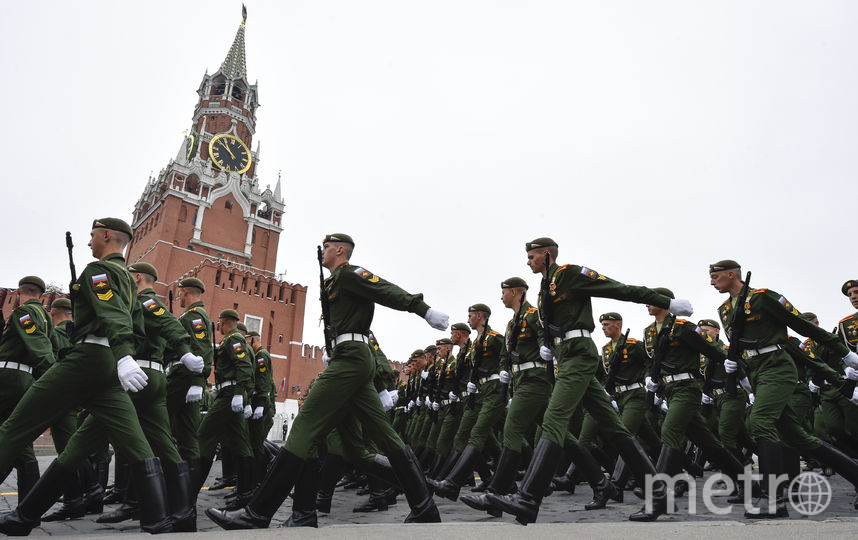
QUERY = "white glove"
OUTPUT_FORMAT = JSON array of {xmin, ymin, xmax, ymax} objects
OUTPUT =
[
  {"xmin": 322, "ymin": 350, "xmax": 330, "ymax": 367},
  {"xmin": 378, "ymin": 390, "xmax": 394, "ymax": 411},
  {"xmin": 654, "ymin": 395, "xmax": 663, "ymax": 407},
  {"xmin": 231, "ymin": 394, "xmax": 244, "ymax": 412},
  {"xmin": 611, "ymin": 400, "xmax": 619, "ymax": 412},
  {"xmin": 408, "ymin": 399, "xmax": 415, "ymax": 410},
  {"xmin": 185, "ymin": 385, "xmax": 203, "ymax": 403},
  {"xmin": 740, "ymin": 376, "xmax": 753, "ymax": 394},
  {"xmin": 747, "ymin": 393, "xmax": 755, "ymax": 405},
  {"xmin": 808, "ymin": 380, "xmax": 820, "ymax": 393},
  {"xmin": 431, "ymin": 401, "xmax": 440, "ymax": 411},
  {"xmin": 539, "ymin": 345, "xmax": 554, "ymax": 362},
  {"xmin": 252, "ymin": 406, "xmax": 264, "ymax": 420},
  {"xmin": 390, "ymin": 391, "xmax": 399, "ymax": 406},
  {"xmin": 842, "ymin": 351, "xmax": 858, "ymax": 369},
  {"xmin": 466, "ymin": 381, "xmax": 478, "ymax": 394},
  {"xmin": 425, "ymin": 396, "xmax": 431, "ymax": 407},
  {"xmin": 449, "ymin": 391, "xmax": 460, "ymax": 402},
  {"xmin": 851, "ymin": 388, "xmax": 858, "ymax": 405},
  {"xmin": 180, "ymin": 352, "xmax": 204, "ymax": 373},
  {"xmin": 660, "ymin": 400, "xmax": 669, "ymax": 413},
  {"xmin": 668, "ymin": 298, "xmax": 694, "ymax": 316},
  {"xmin": 506, "ymin": 398, "xmax": 512, "ymax": 409},
  {"xmin": 421, "ymin": 370, "xmax": 429, "ymax": 380},
  {"xmin": 424, "ymin": 308, "xmax": 450, "ymax": 330},
  {"xmin": 845, "ymin": 367, "xmax": 858, "ymax": 381},
  {"xmin": 416, "ymin": 397, "xmax": 423, "ymax": 407},
  {"xmin": 701, "ymin": 394, "xmax": 714, "ymax": 405},
  {"xmin": 499, "ymin": 370, "xmax": 511, "ymax": 384},
  {"xmin": 117, "ymin": 356, "xmax": 149, "ymax": 392},
  {"xmin": 645, "ymin": 376, "xmax": 659, "ymax": 393},
  {"xmin": 211, "ymin": 386, "xmax": 218, "ymax": 398},
  {"xmin": 724, "ymin": 359, "xmax": 738, "ymax": 374},
  {"xmin": 243, "ymin": 404, "xmax": 252, "ymax": 418}
]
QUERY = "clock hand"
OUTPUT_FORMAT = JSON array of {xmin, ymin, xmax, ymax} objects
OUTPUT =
[{"xmin": 220, "ymin": 140, "xmax": 236, "ymax": 160}]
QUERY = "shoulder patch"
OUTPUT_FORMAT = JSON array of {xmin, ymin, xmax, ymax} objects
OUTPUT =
[
  {"xmin": 353, "ymin": 266, "xmax": 380, "ymax": 283},
  {"xmin": 753, "ymin": 288, "xmax": 768, "ymax": 293},
  {"xmin": 488, "ymin": 330, "xmax": 500, "ymax": 337},
  {"xmin": 675, "ymin": 319, "xmax": 687, "ymax": 325},
  {"xmin": 91, "ymin": 273, "xmax": 110, "ymax": 290},
  {"xmin": 840, "ymin": 314, "xmax": 858, "ymax": 323},
  {"xmin": 626, "ymin": 338, "xmax": 639, "ymax": 344},
  {"xmin": 579, "ymin": 266, "xmax": 605, "ymax": 280},
  {"xmin": 526, "ymin": 307, "xmax": 538, "ymax": 314},
  {"xmin": 18, "ymin": 313, "xmax": 36, "ymax": 334}
]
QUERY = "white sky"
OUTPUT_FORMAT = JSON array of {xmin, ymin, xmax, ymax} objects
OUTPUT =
[{"xmin": 2, "ymin": 1, "xmax": 856, "ymax": 362}]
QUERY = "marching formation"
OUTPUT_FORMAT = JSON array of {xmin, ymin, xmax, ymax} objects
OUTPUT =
[{"xmin": 1, "ymin": 223, "xmax": 857, "ymax": 535}]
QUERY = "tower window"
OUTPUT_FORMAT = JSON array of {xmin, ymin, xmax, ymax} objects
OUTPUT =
[
  {"xmin": 213, "ymin": 82, "xmax": 226, "ymax": 96},
  {"xmin": 232, "ymin": 86, "xmax": 244, "ymax": 101},
  {"xmin": 225, "ymin": 199, "xmax": 233, "ymax": 211}
]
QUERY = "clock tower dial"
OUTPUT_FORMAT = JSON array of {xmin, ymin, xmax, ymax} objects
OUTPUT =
[{"xmin": 209, "ymin": 133, "xmax": 252, "ymax": 174}]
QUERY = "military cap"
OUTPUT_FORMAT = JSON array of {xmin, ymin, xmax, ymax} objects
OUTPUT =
[
  {"xmin": 247, "ymin": 330, "xmax": 260, "ymax": 338},
  {"xmin": 236, "ymin": 322, "xmax": 248, "ymax": 333},
  {"xmin": 127, "ymin": 262, "xmax": 158, "ymax": 280},
  {"xmin": 51, "ymin": 298, "xmax": 72, "ymax": 310},
  {"xmin": 501, "ymin": 277, "xmax": 529, "ymax": 290},
  {"xmin": 179, "ymin": 277, "xmax": 206, "ymax": 293},
  {"xmin": 436, "ymin": 338, "xmax": 453, "ymax": 346},
  {"xmin": 92, "ymin": 217, "xmax": 133, "ymax": 240},
  {"xmin": 801, "ymin": 312, "xmax": 818, "ymax": 322},
  {"xmin": 323, "ymin": 233, "xmax": 355, "ymax": 246},
  {"xmin": 525, "ymin": 237, "xmax": 558, "ymax": 251},
  {"xmin": 652, "ymin": 287, "xmax": 675, "ymax": 299},
  {"xmin": 599, "ymin": 312, "xmax": 622, "ymax": 322},
  {"xmin": 18, "ymin": 276, "xmax": 46, "ymax": 293},
  {"xmin": 697, "ymin": 319, "xmax": 720, "ymax": 330},
  {"xmin": 709, "ymin": 259, "xmax": 741, "ymax": 273},
  {"xmin": 218, "ymin": 309, "xmax": 240, "ymax": 321},
  {"xmin": 468, "ymin": 303, "xmax": 491, "ymax": 316},
  {"xmin": 451, "ymin": 322, "xmax": 470, "ymax": 333},
  {"xmin": 410, "ymin": 349, "xmax": 425, "ymax": 359},
  {"xmin": 842, "ymin": 280, "xmax": 858, "ymax": 296},
  {"xmin": 424, "ymin": 344, "xmax": 438, "ymax": 354}
]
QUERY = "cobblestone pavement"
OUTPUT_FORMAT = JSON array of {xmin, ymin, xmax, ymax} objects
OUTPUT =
[{"xmin": 2, "ymin": 454, "xmax": 856, "ymax": 537}]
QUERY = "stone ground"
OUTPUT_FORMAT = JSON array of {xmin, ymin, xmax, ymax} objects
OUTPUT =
[{"xmin": 2, "ymin": 453, "xmax": 856, "ymax": 538}]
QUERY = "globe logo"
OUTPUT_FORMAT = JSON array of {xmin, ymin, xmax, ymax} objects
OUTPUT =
[{"xmin": 788, "ymin": 472, "xmax": 832, "ymax": 516}]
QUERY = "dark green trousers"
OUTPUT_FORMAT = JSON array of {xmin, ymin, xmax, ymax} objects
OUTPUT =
[
  {"xmin": 0, "ymin": 370, "xmax": 37, "ymax": 462},
  {"xmin": 714, "ymin": 388, "xmax": 750, "ymax": 450},
  {"xmin": 661, "ymin": 379, "xmax": 722, "ymax": 452},
  {"xmin": 503, "ymin": 368, "xmax": 551, "ymax": 452},
  {"xmin": 814, "ymin": 387, "xmax": 858, "ymax": 446},
  {"xmin": 166, "ymin": 380, "xmax": 202, "ymax": 459},
  {"xmin": 198, "ymin": 388, "xmax": 253, "ymax": 459},
  {"xmin": 436, "ymin": 402, "xmax": 463, "ymax": 456},
  {"xmin": 617, "ymin": 388, "xmax": 661, "ymax": 453},
  {"xmin": 248, "ymin": 401, "xmax": 275, "ymax": 453},
  {"xmin": 466, "ymin": 380, "xmax": 507, "ymax": 451},
  {"xmin": 453, "ymin": 396, "xmax": 482, "ymax": 452}
]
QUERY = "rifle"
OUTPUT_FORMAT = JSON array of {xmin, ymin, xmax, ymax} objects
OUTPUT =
[
  {"xmin": 604, "ymin": 329, "xmax": 631, "ymax": 398},
  {"xmin": 725, "ymin": 271, "xmax": 752, "ymax": 396},
  {"xmin": 467, "ymin": 317, "xmax": 490, "ymax": 410},
  {"xmin": 65, "ymin": 232, "xmax": 77, "ymax": 333},
  {"xmin": 838, "ymin": 375, "xmax": 856, "ymax": 400},
  {"xmin": 648, "ymin": 314, "xmax": 676, "ymax": 406},
  {"xmin": 538, "ymin": 252, "xmax": 557, "ymax": 385},
  {"xmin": 503, "ymin": 293, "xmax": 527, "ymax": 400},
  {"xmin": 317, "ymin": 246, "xmax": 337, "ymax": 356},
  {"xmin": 168, "ymin": 290, "xmax": 174, "ymax": 314}
]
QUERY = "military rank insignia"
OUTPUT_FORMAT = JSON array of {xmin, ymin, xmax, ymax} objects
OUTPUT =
[
  {"xmin": 142, "ymin": 298, "xmax": 165, "ymax": 316},
  {"xmin": 257, "ymin": 357, "xmax": 266, "ymax": 372},
  {"xmin": 580, "ymin": 266, "xmax": 607, "ymax": 280},
  {"xmin": 18, "ymin": 313, "xmax": 36, "ymax": 334},
  {"xmin": 92, "ymin": 273, "xmax": 114, "ymax": 301},
  {"xmin": 192, "ymin": 318, "xmax": 206, "ymax": 339},
  {"xmin": 233, "ymin": 342, "xmax": 246, "ymax": 358},
  {"xmin": 354, "ymin": 267, "xmax": 380, "ymax": 283}
]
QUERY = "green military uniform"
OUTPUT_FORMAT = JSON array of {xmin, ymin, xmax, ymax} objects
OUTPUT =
[
  {"xmin": 47, "ymin": 318, "xmax": 81, "ymax": 455},
  {"xmin": 452, "ymin": 324, "xmax": 504, "ymax": 453},
  {"xmin": 432, "ymin": 338, "xmax": 469, "ymax": 468},
  {"xmin": 803, "ymin": 333, "xmax": 858, "ymax": 447},
  {"xmin": 700, "ymin": 336, "xmax": 751, "ymax": 453},
  {"xmin": 248, "ymin": 341, "xmax": 276, "ymax": 453}
]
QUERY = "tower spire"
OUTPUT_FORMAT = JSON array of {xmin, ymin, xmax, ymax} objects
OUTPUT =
[{"xmin": 219, "ymin": 4, "xmax": 248, "ymax": 79}]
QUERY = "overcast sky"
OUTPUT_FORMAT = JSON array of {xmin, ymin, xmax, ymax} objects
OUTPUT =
[{"xmin": 2, "ymin": 1, "xmax": 856, "ymax": 362}]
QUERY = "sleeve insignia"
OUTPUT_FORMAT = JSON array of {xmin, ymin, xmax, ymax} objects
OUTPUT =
[
  {"xmin": 354, "ymin": 267, "xmax": 380, "ymax": 282},
  {"xmin": 257, "ymin": 358, "xmax": 267, "ymax": 372},
  {"xmin": 143, "ymin": 298, "xmax": 165, "ymax": 316},
  {"xmin": 777, "ymin": 296, "xmax": 793, "ymax": 310},
  {"xmin": 96, "ymin": 290, "xmax": 114, "ymax": 301},
  {"xmin": 233, "ymin": 341, "xmax": 246, "ymax": 358},
  {"xmin": 91, "ymin": 273, "xmax": 110, "ymax": 290},
  {"xmin": 18, "ymin": 314, "xmax": 36, "ymax": 334}
]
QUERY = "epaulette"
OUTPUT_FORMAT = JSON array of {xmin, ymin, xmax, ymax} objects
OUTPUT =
[
  {"xmin": 557, "ymin": 264, "xmax": 570, "ymax": 271},
  {"xmin": 189, "ymin": 307, "xmax": 198, "ymax": 312},
  {"xmin": 840, "ymin": 314, "xmax": 857, "ymax": 323},
  {"xmin": 526, "ymin": 307, "xmax": 538, "ymax": 314},
  {"xmin": 753, "ymin": 288, "xmax": 768, "ymax": 293},
  {"xmin": 626, "ymin": 338, "xmax": 639, "ymax": 344},
  {"xmin": 719, "ymin": 298, "xmax": 730, "ymax": 308},
  {"xmin": 488, "ymin": 330, "xmax": 500, "ymax": 337},
  {"xmin": 675, "ymin": 319, "xmax": 687, "ymax": 325}
]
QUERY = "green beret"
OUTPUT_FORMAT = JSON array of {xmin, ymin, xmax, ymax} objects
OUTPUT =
[
  {"xmin": 18, "ymin": 276, "xmax": 46, "ymax": 293},
  {"xmin": 468, "ymin": 303, "xmax": 491, "ymax": 316},
  {"xmin": 323, "ymin": 233, "xmax": 354, "ymax": 246},
  {"xmin": 436, "ymin": 338, "xmax": 453, "ymax": 346},
  {"xmin": 410, "ymin": 349, "xmax": 425, "ymax": 359},
  {"xmin": 127, "ymin": 262, "xmax": 158, "ymax": 280},
  {"xmin": 525, "ymin": 237, "xmax": 558, "ymax": 251},
  {"xmin": 246, "ymin": 330, "xmax": 260, "ymax": 338},
  {"xmin": 709, "ymin": 259, "xmax": 740, "ymax": 273},
  {"xmin": 599, "ymin": 312, "xmax": 622, "ymax": 322},
  {"xmin": 801, "ymin": 312, "xmax": 818, "ymax": 322},
  {"xmin": 92, "ymin": 217, "xmax": 133, "ymax": 240},
  {"xmin": 842, "ymin": 280, "xmax": 858, "ymax": 296},
  {"xmin": 501, "ymin": 277, "xmax": 529, "ymax": 290},
  {"xmin": 451, "ymin": 322, "xmax": 470, "ymax": 333},
  {"xmin": 236, "ymin": 322, "xmax": 248, "ymax": 333},
  {"xmin": 697, "ymin": 319, "xmax": 720, "ymax": 330},
  {"xmin": 179, "ymin": 277, "xmax": 206, "ymax": 293},
  {"xmin": 424, "ymin": 344, "xmax": 438, "ymax": 354},
  {"xmin": 219, "ymin": 309, "xmax": 240, "ymax": 321},
  {"xmin": 51, "ymin": 298, "xmax": 72, "ymax": 310},
  {"xmin": 652, "ymin": 287, "xmax": 675, "ymax": 299}
]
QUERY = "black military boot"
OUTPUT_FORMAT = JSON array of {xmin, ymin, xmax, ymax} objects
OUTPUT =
[
  {"xmin": 551, "ymin": 461, "xmax": 581, "ymax": 493},
  {"xmin": 806, "ymin": 440, "xmax": 858, "ymax": 495},
  {"xmin": 103, "ymin": 456, "xmax": 129, "ymax": 505},
  {"xmin": 206, "ymin": 447, "xmax": 304, "ymax": 530},
  {"xmin": 353, "ymin": 479, "xmax": 397, "ymax": 513},
  {"xmin": 132, "ymin": 457, "xmax": 173, "ymax": 534},
  {"xmin": 707, "ymin": 444, "xmax": 757, "ymax": 504},
  {"xmin": 387, "ymin": 445, "xmax": 440, "ymax": 523},
  {"xmin": 315, "ymin": 454, "xmax": 345, "ymax": 514},
  {"xmin": 610, "ymin": 457, "xmax": 630, "ymax": 503},
  {"xmin": 745, "ymin": 440, "xmax": 788, "ymax": 519},
  {"xmin": 471, "ymin": 453, "xmax": 493, "ymax": 493},
  {"xmin": 224, "ymin": 456, "xmax": 255, "ymax": 510},
  {"xmin": 0, "ymin": 460, "xmax": 74, "ymax": 536},
  {"xmin": 186, "ymin": 456, "xmax": 202, "ymax": 504},
  {"xmin": 461, "ymin": 446, "xmax": 521, "ymax": 517},
  {"xmin": 564, "ymin": 443, "xmax": 617, "ymax": 511},
  {"xmin": 629, "ymin": 444, "xmax": 682, "ymax": 522},
  {"xmin": 42, "ymin": 462, "xmax": 90, "ymax": 522},
  {"xmin": 209, "ymin": 448, "xmax": 235, "ymax": 490},
  {"xmin": 79, "ymin": 460, "xmax": 105, "ymax": 515},
  {"xmin": 16, "ymin": 460, "xmax": 40, "ymax": 501},
  {"xmin": 96, "ymin": 477, "xmax": 139, "ymax": 523},
  {"xmin": 163, "ymin": 460, "xmax": 196, "ymax": 532},
  {"xmin": 427, "ymin": 452, "xmax": 443, "ymax": 479},
  {"xmin": 434, "ymin": 445, "xmax": 480, "ymax": 501},
  {"xmin": 196, "ymin": 455, "xmax": 214, "ymax": 493},
  {"xmin": 428, "ymin": 449, "xmax": 460, "ymax": 486},
  {"xmin": 615, "ymin": 436, "xmax": 658, "ymax": 498},
  {"xmin": 280, "ymin": 457, "xmax": 320, "ymax": 528},
  {"xmin": 484, "ymin": 438, "xmax": 562, "ymax": 525}
]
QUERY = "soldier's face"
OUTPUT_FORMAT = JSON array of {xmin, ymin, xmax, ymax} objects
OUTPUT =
[
  {"xmin": 526, "ymin": 249, "xmax": 545, "ymax": 274},
  {"xmin": 88, "ymin": 229, "xmax": 107, "ymax": 258},
  {"xmin": 501, "ymin": 287, "xmax": 515, "ymax": 308},
  {"xmin": 467, "ymin": 311, "xmax": 483, "ymax": 329},
  {"xmin": 848, "ymin": 287, "xmax": 858, "ymax": 309},
  {"xmin": 710, "ymin": 270, "xmax": 733, "ymax": 293},
  {"xmin": 699, "ymin": 325, "xmax": 719, "ymax": 339},
  {"xmin": 601, "ymin": 320, "xmax": 621, "ymax": 338}
]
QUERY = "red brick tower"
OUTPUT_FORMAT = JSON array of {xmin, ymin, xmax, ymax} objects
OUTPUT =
[{"xmin": 126, "ymin": 7, "xmax": 323, "ymax": 402}]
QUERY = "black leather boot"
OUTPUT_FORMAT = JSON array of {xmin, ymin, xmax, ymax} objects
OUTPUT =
[
  {"xmin": 461, "ymin": 446, "xmax": 521, "ymax": 517},
  {"xmin": 484, "ymin": 438, "xmax": 562, "ymax": 525},
  {"xmin": 163, "ymin": 460, "xmax": 196, "ymax": 532},
  {"xmin": 745, "ymin": 440, "xmax": 787, "ymax": 519},
  {"xmin": 806, "ymin": 440, "xmax": 858, "ymax": 489},
  {"xmin": 616, "ymin": 436, "xmax": 658, "ymax": 499},
  {"xmin": 434, "ymin": 445, "xmax": 480, "ymax": 501},
  {"xmin": 564, "ymin": 443, "xmax": 617, "ymax": 511},
  {"xmin": 224, "ymin": 456, "xmax": 255, "ymax": 510},
  {"xmin": 428, "ymin": 449, "xmax": 460, "ymax": 486},
  {"xmin": 471, "ymin": 453, "xmax": 492, "ymax": 492},
  {"xmin": 209, "ymin": 447, "xmax": 235, "ymax": 490},
  {"xmin": 280, "ymin": 457, "xmax": 320, "ymax": 528},
  {"xmin": 103, "ymin": 456, "xmax": 129, "ymax": 505},
  {"xmin": 186, "ymin": 456, "xmax": 201, "ymax": 504},
  {"xmin": 610, "ymin": 457, "xmax": 630, "ymax": 503},
  {"xmin": 629, "ymin": 445, "xmax": 682, "ymax": 522},
  {"xmin": 197, "ymin": 455, "xmax": 214, "ymax": 493},
  {"xmin": 0, "ymin": 460, "xmax": 74, "ymax": 536},
  {"xmin": 133, "ymin": 457, "xmax": 173, "ymax": 534},
  {"xmin": 96, "ymin": 476, "xmax": 138, "ymax": 523},
  {"xmin": 206, "ymin": 447, "xmax": 304, "ymax": 530},
  {"xmin": 427, "ymin": 452, "xmax": 443, "ymax": 479},
  {"xmin": 16, "ymin": 460, "xmax": 40, "ymax": 501},
  {"xmin": 42, "ymin": 464, "xmax": 86, "ymax": 522},
  {"xmin": 79, "ymin": 459, "xmax": 105, "ymax": 515},
  {"xmin": 315, "ymin": 454, "xmax": 345, "ymax": 514},
  {"xmin": 551, "ymin": 461, "xmax": 580, "ymax": 493},
  {"xmin": 387, "ymin": 446, "xmax": 441, "ymax": 523},
  {"xmin": 353, "ymin": 478, "xmax": 396, "ymax": 513}
]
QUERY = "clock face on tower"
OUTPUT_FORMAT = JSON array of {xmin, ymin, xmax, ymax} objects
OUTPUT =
[{"xmin": 209, "ymin": 133, "xmax": 252, "ymax": 174}]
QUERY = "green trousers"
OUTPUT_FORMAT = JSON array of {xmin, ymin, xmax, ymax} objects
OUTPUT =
[
  {"xmin": 453, "ymin": 395, "xmax": 482, "ymax": 452},
  {"xmin": 0, "ymin": 370, "xmax": 36, "ymax": 462},
  {"xmin": 166, "ymin": 380, "xmax": 202, "ymax": 459},
  {"xmin": 467, "ymin": 379, "xmax": 507, "ymax": 451},
  {"xmin": 426, "ymin": 407, "xmax": 446, "ymax": 452},
  {"xmin": 503, "ymin": 368, "xmax": 551, "ymax": 452},
  {"xmin": 198, "ymin": 388, "xmax": 253, "ymax": 459},
  {"xmin": 661, "ymin": 379, "xmax": 722, "ymax": 452},
  {"xmin": 713, "ymin": 388, "xmax": 751, "ymax": 451},
  {"xmin": 814, "ymin": 387, "xmax": 858, "ymax": 447},
  {"xmin": 0, "ymin": 344, "xmax": 154, "ymax": 470},
  {"xmin": 617, "ymin": 388, "xmax": 662, "ymax": 453},
  {"xmin": 284, "ymin": 341, "xmax": 404, "ymax": 459},
  {"xmin": 248, "ymin": 401, "xmax": 275, "ymax": 453},
  {"xmin": 436, "ymin": 402, "xmax": 463, "ymax": 456}
]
